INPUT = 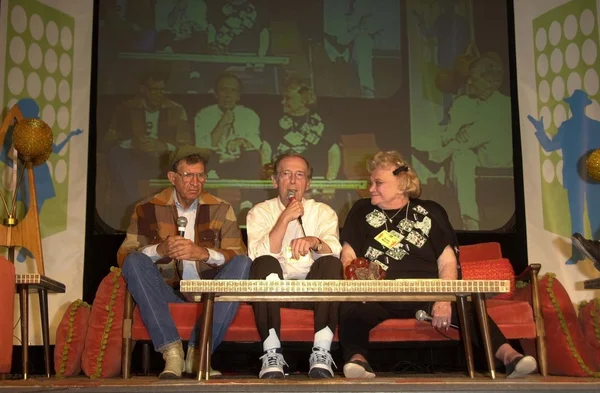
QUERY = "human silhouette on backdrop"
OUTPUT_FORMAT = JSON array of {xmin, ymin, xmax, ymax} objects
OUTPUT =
[{"xmin": 528, "ymin": 89, "xmax": 600, "ymax": 265}]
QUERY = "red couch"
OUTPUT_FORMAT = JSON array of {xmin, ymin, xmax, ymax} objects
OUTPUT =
[{"xmin": 121, "ymin": 242, "xmax": 547, "ymax": 377}]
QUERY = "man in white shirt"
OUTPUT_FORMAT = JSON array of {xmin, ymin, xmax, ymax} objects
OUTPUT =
[
  {"xmin": 194, "ymin": 72, "xmax": 266, "ymax": 178},
  {"xmin": 246, "ymin": 153, "xmax": 343, "ymax": 379},
  {"xmin": 117, "ymin": 146, "xmax": 251, "ymax": 379}
]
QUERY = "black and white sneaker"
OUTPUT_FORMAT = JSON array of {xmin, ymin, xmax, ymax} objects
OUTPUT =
[
  {"xmin": 308, "ymin": 347, "xmax": 336, "ymax": 378},
  {"xmin": 258, "ymin": 350, "xmax": 287, "ymax": 379}
]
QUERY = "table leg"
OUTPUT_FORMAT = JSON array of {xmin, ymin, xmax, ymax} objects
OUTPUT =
[
  {"xmin": 18, "ymin": 285, "xmax": 29, "ymax": 380},
  {"xmin": 456, "ymin": 294, "xmax": 474, "ymax": 378},
  {"xmin": 38, "ymin": 289, "xmax": 51, "ymax": 378},
  {"xmin": 473, "ymin": 293, "xmax": 496, "ymax": 379},
  {"xmin": 197, "ymin": 293, "xmax": 215, "ymax": 381}
]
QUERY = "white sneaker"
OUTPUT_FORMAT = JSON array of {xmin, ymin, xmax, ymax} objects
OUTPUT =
[
  {"xmin": 258, "ymin": 350, "xmax": 287, "ymax": 379},
  {"xmin": 185, "ymin": 347, "xmax": 222, "ymax": 377},
  {"xmin": 159, "ymin": 342, "xmax": 184, "ymax": 379},
  {"xmin": 308, "ymin": 346, "xmax": 336, "ymax": 378}
]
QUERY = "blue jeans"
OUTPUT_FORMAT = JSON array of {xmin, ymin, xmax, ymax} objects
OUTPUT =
[{"xmin": 121, "ymin": 252, "xmax": 252, "ymax": 352}]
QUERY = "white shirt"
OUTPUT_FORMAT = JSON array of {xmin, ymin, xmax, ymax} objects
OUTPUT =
[
  {"xmin": 444, "ymin": 91, "xmax": 513, "ymax": 167},
  {"xmin": 194, "ymin": 104, "xmax": 261, "ymax": 156},
  {"xmin": 246, "ymin": 197, "xmax": 342, "ymax": 279},
  {"xmin": 141, "ymin": 192, "xmax": 225, "ymax": 278}
]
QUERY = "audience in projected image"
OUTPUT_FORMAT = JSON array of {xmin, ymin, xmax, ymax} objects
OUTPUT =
[
  {"xmin": 103, "ymin": 67, "xmax": 191, "ymax": 229},
  {"xmin": 194, "ymin": 72, "xmax": 268, "ymax": 179},
  {"xmin": 263, "ymin": 79, "xmax": 341, "ymax": 187}
]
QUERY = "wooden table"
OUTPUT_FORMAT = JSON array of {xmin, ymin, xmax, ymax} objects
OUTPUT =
[
  {"xmin": 15, "ymin": 274, "xmax": 66, "ymax": 379},
  {"xmin": 180, "ymin": 279, "xmax": 509, "ymax": 381}
]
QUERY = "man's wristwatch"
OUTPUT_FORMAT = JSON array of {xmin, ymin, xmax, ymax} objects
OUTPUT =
[{"xmin": 312, "ymin": 238, "xmax": 323, "ymax": 252}]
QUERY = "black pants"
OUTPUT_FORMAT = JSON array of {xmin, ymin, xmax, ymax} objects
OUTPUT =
[
  {"xmin": 250, "ymin": 255, "xmax": 344, "ymax": 342},
  {"xmin": 339, "ymin": 301, "xmax": 508, "ymax": 362}
]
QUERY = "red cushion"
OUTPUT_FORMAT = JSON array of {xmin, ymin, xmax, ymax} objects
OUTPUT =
[
  {"xmin": 459, "ymin": 242, "xmax": 502, "ymax": 262},
  {"xmin": 54, "ymin": 299, "xmax": 91, "ymax": 377},
  {"xmin": 132, "ymin": 299, "xmax": 535, "ymax": 343},
  {"xmin": 461, "ymin": 259, "xmax": 515, "ymax": 300},
  {"xmin": 82, "ymin": 267, "xmax": 126, "ymax": 378},
  {"xmin": 0, "ymin": 258, "xmax": 15, "ymax": 373},
  {"xmin": 514, "ymin": 274, "xmax": 599, "ymax": 376},
  {"xmin": 578, "ymin": 299, "xmax": 600, "ymax": 368}
]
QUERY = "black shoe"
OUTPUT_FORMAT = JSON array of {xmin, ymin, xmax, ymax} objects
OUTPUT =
[
  {"xmin": 506, "ymin": 356, "xmax": 537, "ymax": 378},
  {"xmin": 343, "ymin": 359, "xmax": 376, "ymax": 379},
  {"xmin": 572, "ymin": 233, "xmax": 600, "ymax": 271}
]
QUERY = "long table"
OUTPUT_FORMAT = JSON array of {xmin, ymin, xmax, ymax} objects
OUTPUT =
[{"xmin": 180, "ymin": 279, "xmax": 510, "ymax": 381}]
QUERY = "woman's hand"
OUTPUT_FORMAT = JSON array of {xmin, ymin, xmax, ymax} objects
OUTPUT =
[{"xmin": 431, "ymin": 301, "xmax": 452, "ymax": 331}]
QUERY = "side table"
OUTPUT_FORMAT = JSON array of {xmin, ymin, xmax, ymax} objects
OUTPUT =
[{"xmin": 15, "ymin": 274, "xmax": 66, "ymax": 379}]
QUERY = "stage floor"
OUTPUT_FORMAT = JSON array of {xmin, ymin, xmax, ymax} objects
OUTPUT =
[{"xmin": 1, "ymin": 374, "xmax": 599, "ymax": 393}]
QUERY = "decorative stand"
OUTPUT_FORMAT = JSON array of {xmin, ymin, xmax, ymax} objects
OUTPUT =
[{"xmin": 0, "ymin": 103, "xmax": 65, "ymax": 379}]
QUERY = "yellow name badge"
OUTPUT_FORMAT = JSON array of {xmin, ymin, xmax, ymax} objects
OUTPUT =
[{"xmin": 374, "ymin": 230, "xmax": 401, "ymax": 249}]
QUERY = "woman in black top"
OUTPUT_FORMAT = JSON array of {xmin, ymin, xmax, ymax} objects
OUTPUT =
[{"xmin": 339, "ymin": 151, "xmax": 537, "ymax": 379}]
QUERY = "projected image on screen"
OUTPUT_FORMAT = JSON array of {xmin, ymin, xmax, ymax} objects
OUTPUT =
[{"xmin": 95, "ymin": 0, "xmax": 514, "ymax": 233}]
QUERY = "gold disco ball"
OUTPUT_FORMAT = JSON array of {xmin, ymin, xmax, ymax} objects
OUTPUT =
[
  {"xmin": 587, "ymin": 149, "xmax": 600, "ymax": 182},
  {"xmin": 13, "ymin": 118, "xmax": 53, "ymax": 163},
  {"xmin": 31, "ymin": 146, "xmax": 52, "ymax": 167}
]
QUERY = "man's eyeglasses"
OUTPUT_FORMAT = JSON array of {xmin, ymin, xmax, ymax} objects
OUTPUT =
[
  {"xmin": 277, "ymin": 170, "xmax": 307, "ymax": 180},
  {"xmin": 176, "ymin": 172, "xmax": 207, "ymax": 182}
]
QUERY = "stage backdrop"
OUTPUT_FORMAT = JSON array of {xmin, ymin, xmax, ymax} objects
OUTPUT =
[
  {"xmin": 515, "ymin": 0, "xmax": 600, "ymax": 303},
  {"xmin": 0, "ymin": 0, "xmax": 92, "ymax": 345}
]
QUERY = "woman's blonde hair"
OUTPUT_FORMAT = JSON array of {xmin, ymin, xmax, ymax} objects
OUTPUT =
[{"xmin": 368, "ymin": 151, "xmax": 422, "ymax": 198}]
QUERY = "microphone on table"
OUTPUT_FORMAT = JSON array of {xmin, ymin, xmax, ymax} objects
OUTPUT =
[
  {"xmin": 415, "ymin": 310, "xmax": 459, "ymax": 330},
  {"xmin": 286, "ymin": 190, "xmax": 306, "ymax": 236}
]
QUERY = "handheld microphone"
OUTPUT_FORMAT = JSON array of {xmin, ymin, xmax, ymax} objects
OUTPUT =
[
  {"xmin": 176, "ymin": 216, "xmax": 188, "ymax": 238},
  {"xmin": 286, "ymin": 190, "xmax": 306, "ymax": 235},
  {"xmin": 415, "ymin": 310, "xmax": 459, "ymax": 330}
]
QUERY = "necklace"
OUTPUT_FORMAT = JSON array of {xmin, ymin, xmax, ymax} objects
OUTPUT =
[
  {"xmin": 381, "ymin": 200, "xmax": 409, "ymax": 223},
  {"xmin": 382, "ymin": 201, "xmax": 410, "ymax": 265}
]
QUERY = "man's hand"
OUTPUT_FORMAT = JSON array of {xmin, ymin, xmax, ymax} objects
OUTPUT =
[
  {"xmin": 431, "ymin": 301, "xmax": 452, "ymax": 331},
  {"xmin": 290, "ymin": 236, "xmax": 320, "ymax": 260},
  {"xmin": 219, "ymin": 109, "xmax": 234, "ymax": 126},
  {"xmin": 157, "ymin": 236, "xmax": 209, "ymax": 261},
  {"xmin": 280, "ymin": 199, "xmax": 304, "ymax": 225},
  {"xmin": 138, "ymin": 137, "xmax": 168, "ymax": 154},
  {"xmin": 455, "ymin": 122, "xmax": 473, "ymax": 143},
  {"xmin": 226, "ymin": 138, "xmax": 249, "ymax": 157}
]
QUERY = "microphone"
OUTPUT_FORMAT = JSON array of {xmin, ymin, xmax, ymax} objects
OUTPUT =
[
  {"xmin": 286, "ymin": 190, "xmax": 306, "ymax": 235},
  {"xmin": 415, "ymin": 310, "xmax": 459, "ymax": 330},
  {"xmin": 176, "ymin": 216, "xmax": 188, "ymax": 237}
]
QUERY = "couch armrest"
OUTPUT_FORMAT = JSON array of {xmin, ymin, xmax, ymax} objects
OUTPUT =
[{"xmin": 514, "ymin": 263, "xmax": 541, "ymax": 282}]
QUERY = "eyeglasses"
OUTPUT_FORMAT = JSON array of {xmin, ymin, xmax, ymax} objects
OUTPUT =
[
  {"xmin": 277, "ymin": 170, "xmax": 307, "ymax": 180},
  {"xmin": 176, "ymin": 172, "xmax": 207, "ymax": 182}
]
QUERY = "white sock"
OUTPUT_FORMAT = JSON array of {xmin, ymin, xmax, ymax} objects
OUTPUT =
[
  {"xmin": 263, "ymin": 328, "xmax": 281, "ymax": 352},
  {"xmin": 313, "ymin": 326, "xmax": 334, "ymax": 351}
]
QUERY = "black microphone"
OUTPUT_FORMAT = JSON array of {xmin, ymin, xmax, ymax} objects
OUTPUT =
[
  {"xmin": 176, "ymin": 216, "xmax": 188, "ymax": 238},
  {"xmin": 286, "ymin": 190, "xmax": 306, "ymax": 235},
  {"xmin": 415, "ymin": 310, "xmax": 459, "ymax": 330}
]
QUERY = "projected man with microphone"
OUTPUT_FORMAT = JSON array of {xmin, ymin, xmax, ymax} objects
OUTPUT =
[
  {"xmin": 246, "ymin": 153, "xmax": 344, "ymax": 379},
  {"xmin": 117, "ymin": 146, "xmax": 251, "ymax": 379}
]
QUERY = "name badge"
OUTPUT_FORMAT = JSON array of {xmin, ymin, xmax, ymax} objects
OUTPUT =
[
  {"xmin": 284, "ymin": 246, "xmax": 311, "ymax": 264},
  {"xmin": 375, "ymin": 230, "xmax": 401, "ymax": 249}
]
